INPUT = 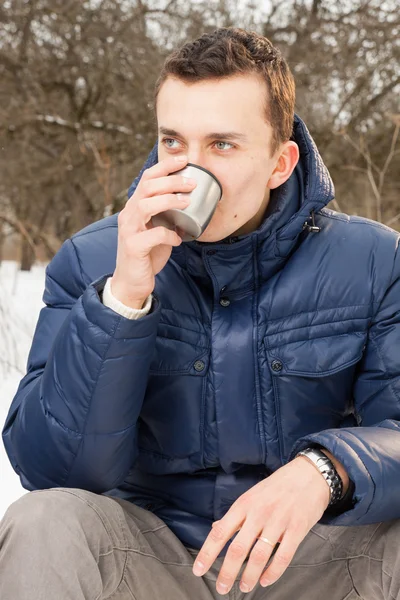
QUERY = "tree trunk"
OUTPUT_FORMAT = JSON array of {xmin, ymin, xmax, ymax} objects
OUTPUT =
[{"xmin": 20, "ymin": 236, "xmax": 35, "ymax": 271}]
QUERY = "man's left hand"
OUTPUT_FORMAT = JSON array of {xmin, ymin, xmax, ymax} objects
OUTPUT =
[{"xmin": 192, "ymin": 456, "xmax": 332, "ymax": 595}]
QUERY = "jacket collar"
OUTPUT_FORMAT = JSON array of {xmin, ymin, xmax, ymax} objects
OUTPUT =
[{"xmin": 128, "ymin": 114, "xmax": 335, "ymax": 292}]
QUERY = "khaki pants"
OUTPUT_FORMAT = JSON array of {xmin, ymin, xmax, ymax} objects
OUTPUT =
[{"xmin": 0, "ymin": 487, "xmax": 399, "ymax": 600}]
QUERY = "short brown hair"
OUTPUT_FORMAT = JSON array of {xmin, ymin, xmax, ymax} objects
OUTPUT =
[{"xmin": 154, "ymin": 27, "xmax": 296, "ymax": 157}]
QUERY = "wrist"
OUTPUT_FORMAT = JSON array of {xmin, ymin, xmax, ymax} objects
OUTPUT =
[
  {"xmin": 295, "ymin": 455, "xmax": 331, "ymax": 507},
  {"xmin": 110, "ymin": 278, "xmax": 149, "ymax": 310}
]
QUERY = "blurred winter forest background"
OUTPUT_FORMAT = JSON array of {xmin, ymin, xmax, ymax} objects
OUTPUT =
[
  {"xmin": 0, "ymin": 0, "xmax": 399, "ymax": 512},
  {"xmin": 1, "ymin": 0, "xmax": 399, "ymax": 269}
]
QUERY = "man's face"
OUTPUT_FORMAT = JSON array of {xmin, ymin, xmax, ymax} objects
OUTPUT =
[{"xmin": 156, "ymin": 73, "xmax": 297, "ymax": 242}]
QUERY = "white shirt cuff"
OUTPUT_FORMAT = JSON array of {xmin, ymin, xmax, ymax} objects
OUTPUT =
[{"xmin": 102, "ymin": 277, "xmax": 153, "ymax": 320}]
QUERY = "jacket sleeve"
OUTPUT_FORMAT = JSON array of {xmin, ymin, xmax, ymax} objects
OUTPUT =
[
  {"xmin": 2, "ymin": 238, "xmax": 161, "ymax": 493},
  {"xmin": 288, "ymin": 239, "xmax": 400, "ymax": 526}
]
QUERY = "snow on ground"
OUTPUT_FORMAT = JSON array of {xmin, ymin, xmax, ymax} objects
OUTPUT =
[{"xmin": 0, "ymin": 260, "xmax": 47, "ymax": 519}]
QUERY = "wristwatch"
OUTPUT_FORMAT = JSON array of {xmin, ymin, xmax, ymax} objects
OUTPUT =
[{"xmin": 295, "ymin": 447, "xmax": 343, "ymax": 506}]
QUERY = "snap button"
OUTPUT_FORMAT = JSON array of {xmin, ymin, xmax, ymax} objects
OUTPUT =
[
  {"xmin": 194, "ymin": 360, "xmax": 205, "ymax": 372},
  {"xmin": 144, "ymin": 503, "xmax": 155, "ymax": 511},
  {"xmin": 207, "ymin": 250, "xmax": 216, "ymax": 256},
  {"xmin": 219, "ymin": 297, "xmax": 231, "ymax": 307},
  {"xmin": 271, "ymin": 360, "xmax": 283, "ymax": 372}
]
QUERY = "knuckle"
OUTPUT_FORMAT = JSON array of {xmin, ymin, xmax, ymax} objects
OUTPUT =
[
  {"xmin": 140, "ymin": 198, "xmax": 153, "ymax": 218},
  {"xmin": 290, "ymin": 519, "xmax": 306, "ymax": 536},
  {"xmin": 117, "ymin": 210, "xmax": 126, "ymax": 226},
  {"xmin": 140, "ymin": 179, "xmax": 152, "ymax": 196},
  {"xmin": 289, "ymin": 523, "xmax": 303, "ymax": 538},
  {"xmin": 152, "ymin": 225, "xmax": 163, "ymax": 236},
  {"xmin": 160, "ymin": 227, "xmax": 171, "ymax": 241},
  {"xmin": 251, "ymin": 546, "xmax": 270, "ymax": 564},
  {"xmin": 219, "ymin": 571, "xmax": 234, "ymax": 584},
  {"xmin": 274, "ymin": 551, "xmax": 292, "ymax": 566},
  {"xmin": 263, "ymin": 566, "xmax": 283, "ymax": 583},
  {"xmin": 228, "ymin": 541, "xmax": 247, "ymax": 559},
  {"xmin": 209, "ymin": 523, "xmax": 225, "ymax": 542},
  {"xmin": 174, "ymin": 175, "xmax": 186, "ymax": 189},
  {"xmin": 235, "ymin": 495, "xmax": 251, "ymax": 512},
  {"xmin": 197, "ymin": 549, "xmax": 212, "ymax": 564}
]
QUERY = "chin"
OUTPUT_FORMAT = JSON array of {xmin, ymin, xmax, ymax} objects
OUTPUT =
[
  {"xmin": 196, "ymin": 221, "xmax": 231, "ymax": 243},
  {"xmin": 197, "ymin": 226, "xmax": 243, "ymax": 243},
  {"xmin": 196, "ymin": 230, "xmax": 227, "ymax": 243}
]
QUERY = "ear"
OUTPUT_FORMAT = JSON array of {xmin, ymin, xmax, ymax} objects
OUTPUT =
[{"xmin": 267, "ymin": 141, "xmax": 300, "ymax": 190}]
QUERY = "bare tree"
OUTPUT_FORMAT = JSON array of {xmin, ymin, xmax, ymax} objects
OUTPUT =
[
  {"xmin": 0, "ymin": 0, "xmax": 398, "ymax": 270},
  {"xmin": 334, "ymin": 114, "xmax": 399, "ymax": 223},
  {"xmin": 0, "ymin": 0, "xmax": 166, "ymax": 267}
]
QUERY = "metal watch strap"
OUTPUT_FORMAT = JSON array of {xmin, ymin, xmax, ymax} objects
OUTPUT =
[{"xmin": 295, "ymin": 448, "xmax": 343, "ymax": 506}]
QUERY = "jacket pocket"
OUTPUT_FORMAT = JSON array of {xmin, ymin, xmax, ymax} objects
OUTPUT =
[
  {"xmin": 138, "ymin": 325, "xmax": 210, "ymax": 459},
  {"xmin": 264, "ymin": 331, "xmax": 367, "ymax": 462},
  {"xmin": 271, "ymin": 331, "xmax": 366, "ymax": 377}
]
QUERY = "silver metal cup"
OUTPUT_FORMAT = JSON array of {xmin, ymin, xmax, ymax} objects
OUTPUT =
[{"xmin": 151, "ymin": 163, "xmax": 222, "ymax": 242}]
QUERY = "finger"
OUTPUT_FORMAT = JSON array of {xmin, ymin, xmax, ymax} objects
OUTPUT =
[
  {"xmin": 121, "ymin": 191, "xmax": 191, "ymax": 233},
  {"xmin": 138, "ymin": 173, "xmax": 197, "ymax": 200},
  {"xmin": 129, "ymin": 226, "xmax": 183, "ymax": 255},
  {"xmin": 192, "ymin": 517, "xmax": 244, "ymax": 579},
  {"xmin": 235, "ymin": 527, "xmax": 282, "ymax": 594},
  {"xmin": 139, "ymin": 154, "xmax": 189, "ymax": 186},
  {"xmin": 259, "ymin": 531, "xmax": 300, "ymax": 588},
  {"xmin": 141, "ymin": 193, "xmax": 191, "ymax": 226},
  {"xmin": 214, "ymin": 521, "xmax": 272, "ymax": 596}
]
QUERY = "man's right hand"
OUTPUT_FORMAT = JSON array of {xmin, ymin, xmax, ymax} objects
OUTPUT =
[{"xmin": 111, "ymin": 155, "xmax": 197, "ymax": 309}]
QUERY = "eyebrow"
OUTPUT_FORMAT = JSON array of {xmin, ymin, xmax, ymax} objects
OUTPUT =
[{"xmin": 158, "ymin": 127, "xmax": 248, "ymax": 142}]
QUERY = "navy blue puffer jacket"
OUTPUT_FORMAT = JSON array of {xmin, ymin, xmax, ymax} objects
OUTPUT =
[{"xmin": 3, "ymin": 115, "xmax": 400, "ymax": 557}]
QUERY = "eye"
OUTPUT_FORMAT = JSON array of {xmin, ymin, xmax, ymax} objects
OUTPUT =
[
  {"xmin": 215, "ymin": 141, "xmax": 234, "ymax": 151},
  {"xmin": 161, "ymin": 138, "xmax": 234, "ymax": 151},
  {"xmin": 162, "ymin": 138, "xmax": 180, "ymax": 149}
]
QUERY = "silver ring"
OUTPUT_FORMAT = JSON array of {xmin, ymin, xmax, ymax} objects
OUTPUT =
[{"xmin": 257, "ymin": 536, "xmax": 275, "ymax": 547}]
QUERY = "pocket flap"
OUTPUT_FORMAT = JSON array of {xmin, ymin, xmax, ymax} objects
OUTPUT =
[
  {"xmin": 149, "ymin": 323, "xmax": 209, "ymax": 376},
  {"xmin": 268, "ymin": 332, "xmax": 366, "ymax": 377}
]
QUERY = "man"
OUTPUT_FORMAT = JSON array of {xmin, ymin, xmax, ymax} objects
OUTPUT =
[{"xmin": 1, "ymin": 27, "xmax": 400, "ymax": 600}]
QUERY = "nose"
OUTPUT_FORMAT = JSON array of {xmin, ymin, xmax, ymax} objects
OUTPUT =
[
  {"xmin": 186, "ymin": 148, "xmax": 209, "ymax": 171},
  {"xmin": 187, "ymin": 158, "xmax": 215, "ymax": 176},
  {"xmin": 187, "ymin": 157, "xmax": 203, "ymax": 169}
]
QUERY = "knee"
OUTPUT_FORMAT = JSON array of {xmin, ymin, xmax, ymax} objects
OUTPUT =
[{"xmin": 2, "ymin": 488, "xmax": 95, "ymax": 536}]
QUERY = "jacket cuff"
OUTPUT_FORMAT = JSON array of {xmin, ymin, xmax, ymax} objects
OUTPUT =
[
  {"xmin": 102, "ymin": 277, "xmax": 153, "ymax": 319},
  {"xmin": 323, "ymin": 478, "xmax": 356, "ymax": 517},
  {"xmin": 84, "ymin": 274, "xmax": 161, "ymax": 339}
]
